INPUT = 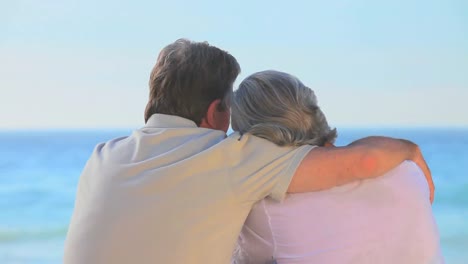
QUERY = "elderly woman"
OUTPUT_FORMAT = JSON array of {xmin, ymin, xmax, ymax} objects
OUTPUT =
[{"xmin": 231, "ymin": 71, "xmax": 443, "ymax": 264}]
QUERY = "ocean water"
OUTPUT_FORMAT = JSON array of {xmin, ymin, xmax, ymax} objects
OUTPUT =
[{"xmin": 0, "ymin": 128, "xmax": 467, "ymax": 263}]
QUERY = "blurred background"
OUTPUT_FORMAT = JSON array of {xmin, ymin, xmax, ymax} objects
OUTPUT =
[{"xmin": 1, "ymin": 0, "xmax": 467, "ymax": 263}]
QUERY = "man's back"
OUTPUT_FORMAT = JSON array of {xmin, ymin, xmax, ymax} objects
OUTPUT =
[
  {"xmin": 64, "ymin": 114, "xmax": 312, "ymax": 264},
  {"xmin": 239, "ymin": 161, "xmax": 442, "ymax": 264}
]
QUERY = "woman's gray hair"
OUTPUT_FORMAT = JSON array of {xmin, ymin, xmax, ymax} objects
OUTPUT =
[{"xmin": 231, "ymin": 70, "xmax": 337, "ymax": 147}]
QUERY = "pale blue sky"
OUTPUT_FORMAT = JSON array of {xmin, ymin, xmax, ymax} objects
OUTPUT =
[{"xmin": 1, "ymin": 0, "xmax": 467, "ymax": 129}]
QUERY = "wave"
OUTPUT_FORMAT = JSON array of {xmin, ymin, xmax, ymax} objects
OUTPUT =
[{"xmin": 0, "ymin": 226, "xmax": 68, "ymax": 243}]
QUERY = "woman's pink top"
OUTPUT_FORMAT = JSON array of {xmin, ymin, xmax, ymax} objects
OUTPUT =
[{"xmin": 238, "ymin": 161, "xmax": 443, "ymax": 264}]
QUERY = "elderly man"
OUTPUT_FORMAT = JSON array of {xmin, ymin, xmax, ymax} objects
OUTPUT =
[{"xmin": 64, "ymin": 39, "xmax": 433, "ymax": 264}]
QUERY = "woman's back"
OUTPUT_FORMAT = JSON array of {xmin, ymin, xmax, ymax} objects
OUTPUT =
[{"xmin": 239, "ymin": 161, "xmax": 442, "ymax": 264}]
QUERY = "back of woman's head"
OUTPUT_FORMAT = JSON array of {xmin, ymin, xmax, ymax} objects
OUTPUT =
[{"xmin": 231, "ymin": 70, "xmax": 337, "ymax": 147}]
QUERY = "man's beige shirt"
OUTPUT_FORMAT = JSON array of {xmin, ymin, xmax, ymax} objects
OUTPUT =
[{"xmin": 64, "ymin": 114, "xmax": 312, "ymax": 264}]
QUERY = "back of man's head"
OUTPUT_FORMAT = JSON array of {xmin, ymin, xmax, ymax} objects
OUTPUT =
[{"xmin": 145, "ymin": 39, "xmax": 241, "ymax": 125}]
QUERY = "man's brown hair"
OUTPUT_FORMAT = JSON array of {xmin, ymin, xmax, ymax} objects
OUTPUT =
[{"xmin": 144, "ymin": 39, "xmax": 241, "ymax": 125}]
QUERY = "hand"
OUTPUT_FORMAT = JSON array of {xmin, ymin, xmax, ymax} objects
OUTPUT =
[{"xmin": 410, "ymin": 144, "xmax": 434, "ymax": 203}]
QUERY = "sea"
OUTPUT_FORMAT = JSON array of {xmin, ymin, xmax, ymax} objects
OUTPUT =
[{"xmin": 0, "ymin": 128, "xmax": 467, "ymax": 263}]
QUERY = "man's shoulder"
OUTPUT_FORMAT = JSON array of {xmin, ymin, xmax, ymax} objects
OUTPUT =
[
  {"xmin": 92, "ymin": 128, "xmax": 229, "ymax": 165},
  {"xmin": 88, "ymin": 135, "xmax": 132, "ymax": 160}
]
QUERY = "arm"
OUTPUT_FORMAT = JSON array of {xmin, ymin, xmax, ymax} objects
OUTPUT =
[{"xmin": 288, "ymin": 136, "xmax": 434, "ymax": 203}]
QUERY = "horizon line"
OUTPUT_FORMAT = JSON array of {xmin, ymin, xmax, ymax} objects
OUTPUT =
[{"xmin": 1, "ymin": 124, "xmax": 468, "ymax": 132}]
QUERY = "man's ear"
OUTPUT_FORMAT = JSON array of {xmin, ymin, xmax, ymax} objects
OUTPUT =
[{"xmin": 200, "ymin": 99, "xmax": 229, "ymax": 132}]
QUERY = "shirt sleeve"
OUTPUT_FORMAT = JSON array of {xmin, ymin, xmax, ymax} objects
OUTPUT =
[{"xmin": 225, "ymin": 132, "xmax": 314, "ymax": 202}]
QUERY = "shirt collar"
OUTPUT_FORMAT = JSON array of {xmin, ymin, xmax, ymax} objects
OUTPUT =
[{"xmin": 145, "ymin": 114, "xmax": 198, "ymax": 128}]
